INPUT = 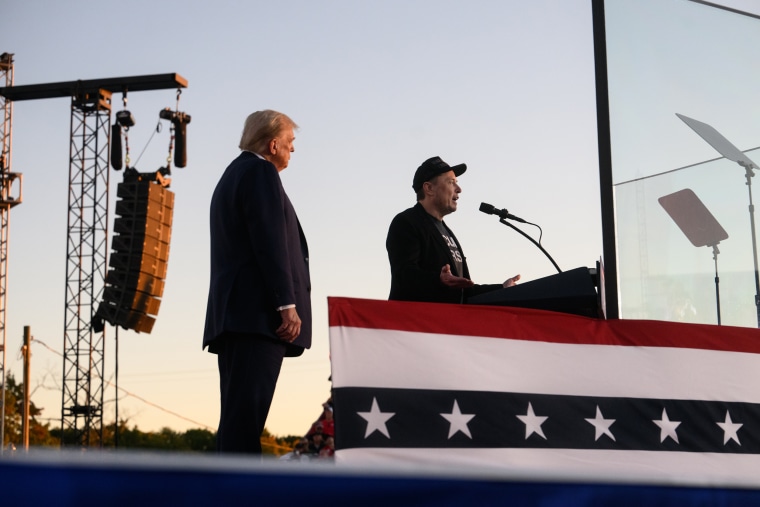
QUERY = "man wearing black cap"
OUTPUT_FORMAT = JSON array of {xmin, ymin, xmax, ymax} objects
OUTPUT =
[{"xmin": 386, "ymin": 156, "xmax": 520, "ymax": 304}]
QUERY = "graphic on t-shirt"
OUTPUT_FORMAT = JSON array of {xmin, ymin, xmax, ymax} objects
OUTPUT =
[
  {"xmin": 433, "ymin": 220, "xmax": 464, "ymax": 276},
  {"xmin": 441, "ymin": 233, "xmax": 463, "ymax": 263}
]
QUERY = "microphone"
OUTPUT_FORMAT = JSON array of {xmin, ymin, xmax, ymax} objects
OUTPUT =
[{"xmin": 479, "ymin": 202, "xmax": 527, "ymax": 223}]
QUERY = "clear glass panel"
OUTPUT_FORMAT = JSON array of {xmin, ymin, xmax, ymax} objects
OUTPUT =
[{"xmin": 605, "ymin": 0, "xmax": 760, "ymax": 327}]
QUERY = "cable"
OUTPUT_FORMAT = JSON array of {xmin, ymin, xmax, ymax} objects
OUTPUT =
[
  {"xmin": 30, "ymin": 338, "xmax": 214, "ymax": 431},
  {"xmin": 133, "ymin": 120, "xmax": 162, "ymax": 168}
]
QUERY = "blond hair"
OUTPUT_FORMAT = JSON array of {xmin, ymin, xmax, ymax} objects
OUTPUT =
[{"xmin": 238, "ymin": 110, "xmax": 298, "ymax": 154}]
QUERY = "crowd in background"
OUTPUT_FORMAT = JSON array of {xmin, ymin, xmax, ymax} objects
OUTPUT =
[{"xmin": 280, "ymin": 397, "xmax": 334, "ymax": 461}]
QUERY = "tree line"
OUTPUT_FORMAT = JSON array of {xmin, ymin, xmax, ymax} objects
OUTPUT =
[{"xmin": 1, "ymin": 372, "xmax": 300, "ymax": 455}]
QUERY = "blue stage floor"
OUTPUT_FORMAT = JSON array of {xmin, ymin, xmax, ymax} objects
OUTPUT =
[{"xmin": 2, "ymin": 449, "xmax": 760, "ymax": 506}]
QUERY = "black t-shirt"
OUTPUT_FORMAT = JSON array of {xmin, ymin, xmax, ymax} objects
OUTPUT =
[{"xmin": 433, "ymin": 219, "xmax": 464, "ymax": 277}]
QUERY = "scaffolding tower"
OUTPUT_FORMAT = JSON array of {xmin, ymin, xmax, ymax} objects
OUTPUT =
[
  {"xmin": 62, "ymin": 87, "xmax": 112, "ymax": 446},
  {"xmin": 0, "ymin": 70, "xmax": 186, "ymax": 447},
  {"xmin": 0, "ymin": 53, "xmax": 23, "ymax": 453}
]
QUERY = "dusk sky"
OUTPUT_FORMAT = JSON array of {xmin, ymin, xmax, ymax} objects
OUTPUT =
[{"xmin": 1, "ymin": 0, "xmax": 758, "ymax": 438}]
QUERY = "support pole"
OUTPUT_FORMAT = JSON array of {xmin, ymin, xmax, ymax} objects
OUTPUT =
[
  {"xmin": 712, "ymin": 245, "xmax": 721, "ymax": 326},
  {"xmin": 22, "ymin": 325, "xmax": 30, "ymax": 450},
  {"xmin": 115, "ymin": 326, "xmax": 119, "ymax": 448},
  {"xmin": 744, "ymin": 166, "xmax": 760, "ymax": 327}
]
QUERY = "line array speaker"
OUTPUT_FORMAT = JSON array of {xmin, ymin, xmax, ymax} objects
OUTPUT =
[{"xmin": 95, "ymin": 179, "xmax": 174, "ymax": 333}]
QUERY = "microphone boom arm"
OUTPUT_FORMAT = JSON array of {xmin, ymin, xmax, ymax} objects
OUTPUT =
[{"xmin": 498, "ymin": 217, "xmax": 562, "ymax": 273}]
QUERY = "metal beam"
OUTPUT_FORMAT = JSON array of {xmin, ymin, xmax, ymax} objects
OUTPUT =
[{"xmin": 0, "ymin": 73, "xmax": 187, "ymax": 102}]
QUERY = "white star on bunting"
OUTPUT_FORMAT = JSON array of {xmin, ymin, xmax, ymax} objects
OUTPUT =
[
  {"xmin": 357, "ymin": 397, "xmax": 395, "ymax": 438},
  {"xmin": 653, "ymin": 408, "xmax": 681, "ymax": 443},
  {"xmin": 440, "ymin": 400, "xmax": 475, "ymax": 439},
  {"xmin": 585, "ymin": 405, "xmax": 616, "ymax": 441},
  {"xmin": 716, "ymin": 410, "xmax": 743, "ymax": 445},
  {"xmin": 517, "ymin": 402, "xmax": 547, "ymax": 440}
]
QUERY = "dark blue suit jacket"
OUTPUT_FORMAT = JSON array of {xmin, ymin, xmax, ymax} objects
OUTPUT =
[{"xmin": 203, "ymin": 152, "xmax": 311, "ymax": 356}]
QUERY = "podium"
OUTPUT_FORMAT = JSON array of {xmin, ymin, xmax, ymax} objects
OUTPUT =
[{"xmin": 467, "ymin": 266, "xmax": 602, "ymax": 318}]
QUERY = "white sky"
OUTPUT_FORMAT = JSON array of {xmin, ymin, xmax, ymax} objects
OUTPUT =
[{"xmin": 1, "ymin": 0, "xmax": 758, "ymax": 439}]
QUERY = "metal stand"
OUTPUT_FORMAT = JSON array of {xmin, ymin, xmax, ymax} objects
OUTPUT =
[
  {"xmin": 712, "ymin": 244, "xmax": 721, "ymax": 325},
  {"xmin": 676, "ymin": 113, "xmax": 760, "ymax": 327},
  {"xmin": 741, "ymin": 162, "xmax": 760, "ymax": 326},
  {"xmin": 498, "ymin": 218, "xmax": 562, "ymax": 273},
  {"xmin": 659, "ymin": 188, "xmax": 728, "ymax": 326}
]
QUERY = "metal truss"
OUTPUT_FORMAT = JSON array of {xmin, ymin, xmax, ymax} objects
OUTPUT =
[
  {"xmin": 0, "ymin": 53, "xmax": 22, "ymax": 453},
  {"xmin": 60, "ymin": 89, "xmax": 111, "ymax": 447},
  {"xmin": 0, "ymin": 71, "xmax": 185, "ymax": 448}
]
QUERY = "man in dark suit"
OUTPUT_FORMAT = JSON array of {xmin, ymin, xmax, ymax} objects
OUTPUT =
[
  {"xmin": 203, "ymin": 110, "xmax": 311, "ymax": 454},
  {"xmin": 386, "ymin": 156, "xmax": 520, "ymax": 304}
]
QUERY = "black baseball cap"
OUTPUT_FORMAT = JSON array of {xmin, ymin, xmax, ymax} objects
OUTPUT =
[{"xmin": 412, "ymin": 156, "xmax": 467, "ymax": 192}]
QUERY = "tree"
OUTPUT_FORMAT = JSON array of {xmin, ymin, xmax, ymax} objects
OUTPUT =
[
  {"xmin": 261, "ymin": 428, "xmax": 302, "ymax": 457},
  {"xmin": 3, "ymin": 370, "xmax": 297, "ymax": 454},
  {"xmin": 2, "ymin": 371, "xmax": 58, "ymax": 447},
  {"xmin": 183, "ymin": 428, "xmax": 216, "ymax": 452}
]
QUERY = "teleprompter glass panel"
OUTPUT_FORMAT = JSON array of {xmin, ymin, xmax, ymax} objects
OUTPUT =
[{"xmin": 603, "ymin": 0, "xmax": 760, "ymax": 327}]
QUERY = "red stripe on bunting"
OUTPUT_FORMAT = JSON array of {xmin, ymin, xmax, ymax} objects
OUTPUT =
[{"xmin": 327, "ymin": 296, "xmax": 760, "ymax": 354}]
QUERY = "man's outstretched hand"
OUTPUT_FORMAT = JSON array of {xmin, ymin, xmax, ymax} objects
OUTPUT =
[
  {"xmin": 503, "ymin": 274, "xmax": 521, "ymax": 288},
  {"xmin": 440, "ymin": 264, "xmax": 475, "ymax": 288}
]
